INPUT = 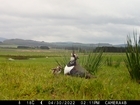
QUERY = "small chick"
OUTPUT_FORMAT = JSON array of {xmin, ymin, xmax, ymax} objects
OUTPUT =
[{"xmin": 52, "ymin": 66, "xmax": 62, "ymax": 75}]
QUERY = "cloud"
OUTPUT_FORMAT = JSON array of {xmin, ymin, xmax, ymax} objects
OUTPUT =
[{"xmin": 0, "ymin": 0, "xmax": 140, "ymax": 44}]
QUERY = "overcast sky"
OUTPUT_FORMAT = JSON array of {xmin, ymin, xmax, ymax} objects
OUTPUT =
[{"xmin": 0, "ymin": 0, "xmax": 140, "ymax": 44}]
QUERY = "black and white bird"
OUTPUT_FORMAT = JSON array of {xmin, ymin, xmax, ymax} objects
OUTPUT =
[{"xmin": 64, "ymin": 51, "xmax": 93, "ymax": 79}]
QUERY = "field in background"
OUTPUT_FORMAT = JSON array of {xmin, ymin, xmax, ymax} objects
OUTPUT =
[{"xmin": 0, "ymin": 48, "xmax": 140, "ymax": 100}]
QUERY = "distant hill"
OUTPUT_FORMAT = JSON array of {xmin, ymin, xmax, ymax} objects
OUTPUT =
[
  {"xmin": 0, "ymin": 37, "xmax": 7, "ymax": 42},
  {"xmin": 3, "ymin": 39, "xmax": 49, "ymax": 46},
  {"xmin": 2, "ymin": 38, "xmax": 127, "ymax": 49},
  {"xmin": 114, "ymin": 44, "xmax": 127, "ymax": 47}
]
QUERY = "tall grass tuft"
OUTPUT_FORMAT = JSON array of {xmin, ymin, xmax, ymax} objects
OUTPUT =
[
  {"xmin": 105, "ymin": 56, "xmax": 121, "ymax": 68},
  {"xmin": 114, "ymin": 59, "xmax": 121, "ymax": 68},
  {"xmin": 125, "ymin": 31, "xmax": 140, "ymax": 83},
  {"xmin": 105, "ymin": 56, "xmax": 113, "ymax": 67},
  {"xmin": 81, "ymin": 49, "xmax": 103, "ymax": 75}
]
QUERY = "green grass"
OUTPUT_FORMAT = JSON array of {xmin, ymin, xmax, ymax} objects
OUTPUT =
[{"xmin": 0, "ymin": 49, "xmax": 140, "ymax": 100}]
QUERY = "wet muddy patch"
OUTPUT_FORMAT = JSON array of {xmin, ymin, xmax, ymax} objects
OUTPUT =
[{"xmin": 0, "ymin": 55, "xmax": 45, "ymax": 60}]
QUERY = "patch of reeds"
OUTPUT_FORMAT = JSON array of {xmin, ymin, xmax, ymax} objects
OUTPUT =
[
  {"xmin": 81, "ymin": 49, "xmax": 103, "ymax": 75},
  {"xmin": 124, "ymin": 31, "xmax": 140, "ymax": 83}
]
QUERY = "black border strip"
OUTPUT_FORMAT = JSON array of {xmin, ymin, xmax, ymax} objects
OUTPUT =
[{"xmin": 0, "ymin": 100, "xmax": 139, "ymax": 105}]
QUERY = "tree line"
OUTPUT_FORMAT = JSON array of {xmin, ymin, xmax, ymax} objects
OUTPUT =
[
  {"xmin": 64, "ymin": 46, "xmax": 127, "ymax": 53},
  {"xmin": 17, "ymin": 46, "xmax": 50, "ymax": 49}
]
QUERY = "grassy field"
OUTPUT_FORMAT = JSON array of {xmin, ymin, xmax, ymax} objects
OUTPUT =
[{"xmin": 0, "ymin": 48, "xmax": 140, "ymax": 100}]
